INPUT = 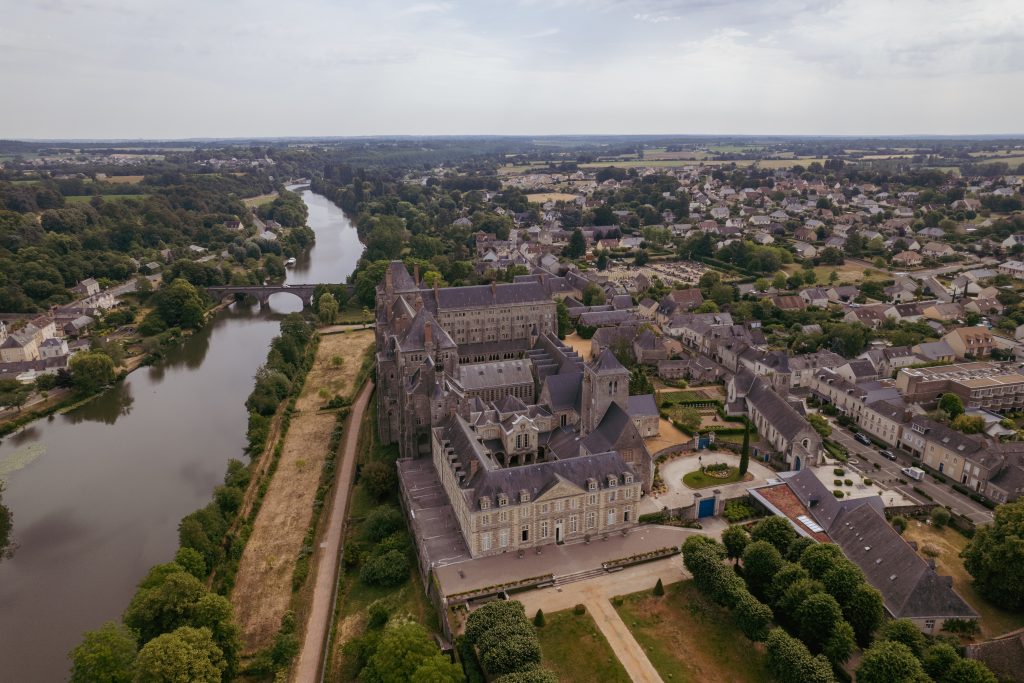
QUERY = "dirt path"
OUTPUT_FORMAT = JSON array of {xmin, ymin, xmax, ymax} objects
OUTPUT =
[
  {"xmin": 231, "ymin": 331, "xmax": 374, "ymax": 652},
  {"xmin": 292, "ymin": 379, "xmax": 373, "ymax": 683}
]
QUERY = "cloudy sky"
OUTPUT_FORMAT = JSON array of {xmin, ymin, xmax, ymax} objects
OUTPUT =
[{"xmin": 2, "ymin": 0, "xmax": 1022, "ymax": 139}]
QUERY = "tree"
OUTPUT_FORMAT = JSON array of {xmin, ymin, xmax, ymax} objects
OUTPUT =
[
  {"xmin": 581, "ymin": 283, "xmax": 605, "ymax": 306},
  {"xmin": 70, "ymin": 351, "xmax": 116, "ymax": 394},
  {"xmin": 480, "ymin": 634, "xmax": 542, "ymax": 677},
  {"xmin": 823, "ymin": 619, "xmax": 856, "ymax": 666},
  {"xmin": 799, "ymin": 543, "xmax": 845, "ymax": 580},
  {"xmin": 843, "ymin": 583, "xmax": 885, "ymax": 646},
  {"xmin": 939, "ymin": 392, "xmax": 965, "ymax": 419},
  {"xmin": 878, "ymin": 618, "xmax": 928, "ymax": 659},
  {"xmin": 555, "ymin": 300, "xmax": 572, "ymax": 339},
  {"xmin": 751, "ymin": 516, "xmax": 797, "ymax": 554},
  {"xmin": 0, "ymin": 481, "xmax": 11, "ymax": 561},
  {"xmin": 856, "ymin": 641, "xmax": 928, "ymax": 683},
  {"xmin": 69, "ymin": 621, "xmax": 138, "ymax": 683},
  {"xmin": 173, "ymin": 548, "xmax": 206, "ymax": 580},
  {"xmin": 495, "ymin": 670, "xmax": 559, "ymax": 683},
  {"xmin": 132, "ymin": 626, "xmax": 226, "ymax": 683},
  {"xmin": 359, "ymin": 550, "xmax": 409, "ymax": 587},
  {"xmin": 360, "ymin": 460, "xmax": 397, "ymax": 500},
  {"xmin": 951, "ymin": 414, "xmax": 985, "ymax": 434},
  {"xmin": 124, "ymin": 568, "xmax": 208, "ymax": 643},
  {"xmin": 317, "ymin": 292, "xmax": 338, "ymax": 326},
  {"xmin": 739, "ymin": 422, "xmax": 750, "ymax": 475},
  {"xmin": 795, "ymin": 592, "xmax": 844, "ymax": 653},
  {"xmin": 362, "ymin": 505, "xmax": 405, "ymax": 542},
  {"xmin": 807, "ymin": 414, "xmax": 832, "ymax": 437},
  {"xmin": 765, "ymin": 628, "xmax": 835, "ymax": 683},
  {"xmin": 565, "ymin": 228, "xmax": 586, "ymax": 258},
  {"xmin": 767, "ymin": 562, "xmax": 810, "ymax": 604},
  {"xmin": 943, "ymin": 658, "xmax": 999, "ymax": 683},
  {"xmin": 0, "ymin": 379, "xmax": 31, "ymax": 412},
  {"xmin": 722, "ymin": 525, "xmax": 750, "ymax": 564},
  {"xmin": 534, "ymin": 608, "xmax": 545, "ymax": 626},
  {"xmin": 362, "ymin": 621, "xmax": 461, "ymax": 683},
  {"xmin": 922, "ymin": 643, "xmax": 960, "ymax": 681},
  {"xmin": 733, "ymin": 591, "xmax": 773, "ymax": 642},
  {"xmin": 821, "ymin": 560, "xmax": 864, "ymax": 605},
  {"xmin": 741, "ymin": 540, "xmax": 784, "ymax": 597},
  {"xmin": 629, "ymin": 366, "xmax": 654, "ymax": 395},
  {"xmin": 153, "ymin": 278, "xmax": 206, "ymax": 329},
  {"xmin": 961, "ymin": 499, "xmax": 1024, "ymax": 610},
  {"xmin": 465, "ymin": 600, "xmax": 528, "ymax": 645}
]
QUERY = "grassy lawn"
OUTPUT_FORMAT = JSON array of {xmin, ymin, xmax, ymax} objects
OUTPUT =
[
  {"xmin": 615, "ymin": 581, "xmax": 775, "ymax": 682},
  {"xmin": 525, "ymin": 192, "xmax": 579, "ymax": 204},
  {"xmin": 658, "ymin": 389, "xmax": 716, "ymax": 403},
  {"xmin": 682, "ymin": 466, "xmax": 750, "ymax": 489},
  {"xmin": 902, "ymin": 520, "xmax": 1024, "ymax": 639},
  {"xmin": 536, "ymin": 609, "xmax": 631, "ymax": 683}
]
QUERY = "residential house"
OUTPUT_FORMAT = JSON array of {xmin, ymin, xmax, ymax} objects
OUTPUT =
[
  {"xmin": 799, "ymin": 287, "xmax": 831, "ymax": 308},
  {"xmin": 942, "ymin": 327, "xmax": 994, "ymax": 359},
  {"xmin": 921, "ymin": 242, "xmax": 955, "ymax": 259},
  {"xmin": 792, "ymin": 242, "xmax": 818, "ymax": 259},
  {"xmin": 72, "ymin": 278, "xmax": 101, "ymax": 297}
]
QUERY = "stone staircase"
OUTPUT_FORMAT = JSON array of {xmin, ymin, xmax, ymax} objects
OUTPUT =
[{"xmin": 552, "ymin": 567, "xmax": 607, "ymax": 587}]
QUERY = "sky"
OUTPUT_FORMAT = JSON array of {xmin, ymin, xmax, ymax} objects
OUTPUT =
[{"xmin": 2, "ymin": 0, "xmax": 1023, "ymax": 139}]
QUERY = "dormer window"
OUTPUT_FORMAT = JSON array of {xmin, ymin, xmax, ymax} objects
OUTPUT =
[
  {"xmin": 587, "ymin": 478, "xmax": 597, "ymax": 492},
  {"xmin": 607, "ymin": 475, "xmax": 618, "ymax": 487},
  {"xmin": 498, "ymin": 493, "xmax": 509, "ymax": 507},
  {"xmin": 480, "ymin": 497, "xmax": 491, "ymax": 510},
  {"xmin": 623, "ymin": 473, "xmax": 633, "ymax": 484},
  {"xmin": 519, "ymin": 489, "xmax": 530, "ymax": 503}
]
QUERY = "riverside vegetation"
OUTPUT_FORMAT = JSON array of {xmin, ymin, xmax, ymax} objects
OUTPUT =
[{"xmin": 67, "ymin": 315, "xmax": 316, "ymax": 682}]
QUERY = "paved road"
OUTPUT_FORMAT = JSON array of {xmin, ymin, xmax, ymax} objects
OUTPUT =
[
  {"xmin": 828, "ymin": 424, "xmax": 993, "ymax": 524},
  {"xmin": 292, "ymin": 379, "xmax": 374, "ymax": 683}
]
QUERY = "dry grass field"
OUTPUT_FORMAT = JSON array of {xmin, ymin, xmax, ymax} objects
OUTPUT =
[
  {"xmin": 104, "ymin": 175, "xmax": 145, "ymax": 184},
  {"xmin": 526, "ymin": 192, "xmax": 580, "ymax": 204},
  {"xmin": 231, "ymin": 329, "xmax": 374, "ymax": 652},
  {"xmin": 243, "ymin": 192, "xmax": 279, "ymax": 208}
]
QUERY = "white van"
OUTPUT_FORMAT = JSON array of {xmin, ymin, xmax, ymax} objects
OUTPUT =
[{"xmin": 902, "ymin": 466, "xmax": 925, "ymax": 481}]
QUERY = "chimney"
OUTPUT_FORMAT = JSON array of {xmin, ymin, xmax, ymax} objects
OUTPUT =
[
  {"xmin": 384, "ymin": 266, "xmax": 394, "ymax": 292},
  {"xmin": 424, "ymin": 321, "xmax": 433, "ymax": 345},
  {"xmin": 414, "ymin": 295, "xmax": 423, "ymax": 312},
  {"xmin": 470, "ymin": 459, "xmax": 478, "ymax": 479},
  {"xmin": 433, "ymin": 281, "xmax": 440, "ymax": 306},
  {"xmin": 414, "ymin": 263, "xmax": 420, "ymax": 286},
  {"xmin": 491, "ymin": 281, "xmax": 497, "ymax": 298}
]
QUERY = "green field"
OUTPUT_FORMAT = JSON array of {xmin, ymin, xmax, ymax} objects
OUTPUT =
[
  {"xmin": 65, "ymin": 194, "xmax": 149, "ymax": 203},
  {"xmin": 682, "ymin": 466, "xmax": 749, "ymax": 489},
  {"xmin": 615, "ymin": 581, "xmax": 776, "ymax": 682},
  {"xmin": 536, "ymin": 609, "xmax": 631, "ymax": 683},
  {"xmin": 579, "ymin": 157, "xmax": 827, "ymax": 170}
]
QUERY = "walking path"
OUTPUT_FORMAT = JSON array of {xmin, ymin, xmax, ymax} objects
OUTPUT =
[
  {"xmin": 515, "ymin": 558, "xmax": 681, "ymax": 683},
  {"xmin": 292, "ymin": 379, "xmax": 374, "ymax": 683}
]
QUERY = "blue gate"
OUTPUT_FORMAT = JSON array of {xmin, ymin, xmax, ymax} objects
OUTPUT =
[
  {"xmin": 697, "ymin": 434, "xmax": 711, "ymax": 450},
  {"xmin": 698, "ymin": 497, "xmax": 716, "ymax": 518}
]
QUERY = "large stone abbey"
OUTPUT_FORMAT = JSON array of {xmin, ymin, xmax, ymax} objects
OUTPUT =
[{"xmin": 374, "ymin": 262, "xmax": 657, "ymax": 557}]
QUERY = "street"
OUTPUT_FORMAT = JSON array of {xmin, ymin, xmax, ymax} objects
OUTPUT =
[{"xmin": 828, "ymin": 424, "xmax": 994, "ymax": 524}]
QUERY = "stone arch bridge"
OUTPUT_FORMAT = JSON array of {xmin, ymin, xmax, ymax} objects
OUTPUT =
[{"xmin": 204, "ymin": 283, "xmax": 353, "ymax": 309}]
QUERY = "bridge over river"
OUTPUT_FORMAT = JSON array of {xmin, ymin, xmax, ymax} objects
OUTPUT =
[{"xmin": 204, "ymin": 283, "xmax": 354, "ymax": 309}]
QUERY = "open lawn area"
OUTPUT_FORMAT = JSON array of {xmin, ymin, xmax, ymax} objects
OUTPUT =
[
  {"xmin": 536, "ymin": 609, "xmax": 631, "ymax": 683},
  {"xmin": 902, "ymin": 520, "xmax": 1024, "ymax": 639},
  {"xmin": 784, "ymin": 263, "xmax": 890, "ymax": 285},
  {"xmin": 65, "ymin": 193, "xmax": 149, "ymax": 203},
  {"xmin": 682, "ymin": 466, "xmax": 751, "ymax": 489},
  {"xmin": 615, "ymin": 581, "xmax": 775, "ymax": 682}
]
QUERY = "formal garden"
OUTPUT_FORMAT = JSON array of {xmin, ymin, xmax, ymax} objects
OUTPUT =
[{"xmin": 682, "ymin": 461, "xmax": 752, "ymax": 489}]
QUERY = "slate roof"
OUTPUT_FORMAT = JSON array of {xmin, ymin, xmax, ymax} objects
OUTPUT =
[
  {"xmin": 456, "ymin": 360, "xmax": 534, "ymax": 391},
  {"xmin": 743, "ymin": 370, "xmax": 813, "ymax": 442},
  {"xmin": 590, "ymin": 348, "xmax": 628, "ymax": 376},
  {"xmin": 386, "ymin": 261, "xmax": 418, "ymax": 291},
  {"xmin": 626, "ymin": 394, "xmax": 659, "ymax": 418},
  {"xmin": 397, "ymin": 308, "xmax": 457, "ymax": 353},
  {"xmin": 542, "ymin": 372, "xmax": 582, "ymax": 413}
]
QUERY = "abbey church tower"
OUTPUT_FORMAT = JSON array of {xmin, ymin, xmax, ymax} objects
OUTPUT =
[{"xmin": 581, "ymin": 349, "xmax": 630, "ymax": 435}]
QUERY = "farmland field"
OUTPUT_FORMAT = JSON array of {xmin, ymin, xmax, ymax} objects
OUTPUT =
[
  {"xmin": 242, "ymin": 192, "xmax": 278, "ymax": 208},
  {"xmin": 104, "ymin": 175, "xmax": 145, "ymax": 184}
]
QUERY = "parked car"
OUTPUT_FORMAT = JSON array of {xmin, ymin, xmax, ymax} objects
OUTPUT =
[
  {"xmin": 879, "ymin": 449, "xmax": 896, "ymax": 461},
  {"xmin": 855, "ymin": 433, "xmax": 872, "ymax": 446}
]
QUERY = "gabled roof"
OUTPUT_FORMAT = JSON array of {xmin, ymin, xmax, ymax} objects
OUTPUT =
[
  {"xmin": 398, "ymin": 307, "xmax": 457, "ymax": 352},
  {"xmin": 590, "ymin": 348, "xmax": 628, "ymax": 376}
]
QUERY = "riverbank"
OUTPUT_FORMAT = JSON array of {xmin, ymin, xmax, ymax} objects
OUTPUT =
[{"xmin": 231, "ymin": 329, "xmax": 375, "ymax": 662}]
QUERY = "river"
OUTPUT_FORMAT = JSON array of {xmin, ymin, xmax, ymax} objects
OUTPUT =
[{"xmin": 0, "ymin": 188, "xmax": 362, "ymax": 682}]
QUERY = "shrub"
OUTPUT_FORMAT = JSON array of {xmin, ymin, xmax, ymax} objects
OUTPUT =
[
  {"xmin": 734, "ymin": 591, "xmax": 773, "ymax": 642},
  {"xmin": 863, "ymin": 478, "xmax": 872, "ymax": 485},
  {"xmin": 833, "ymin": 490, "xmax": 844, "ymax": 498},
  {"xmin": 723, "ymin": 500, "xmax": 755, "ymax": 523},
  {"xmin": 833, "ymin": 469, "xmax": 845, "ymax": 477},
  {"xmin": 653, "ymin": 578, "xmax": 665, "ymax": 596},
  {"xmin": 890, "ymin": 515, "xmax": 907, "ymax": 534},
  {"xmin": 533, "ymin": 609, "xmax": 545, "ymax": 627},
  {"xmin": 930, "ymin": 506, "xmax": 951, "ymax": 528},
  {"xmin": 362, "ymin": 506, "xmax": 405, "ymax": 542},
  {"xmin": 573, "ymin": 604, "xmax": 586, "ymax": 615},
  {"xmin": 843, "ymin": 479, "xmax": 853, "ymax": 486},
  {"xmin": 359, "ymin": 550, "xmax": 409, "ymax": 587},
  {"xmin": 834, "ymin": 479, "xmax": 843, "ymax": 487},
  {"xmin": 465, "ymin": 601, "xmax": 526, "ymax": 646}
]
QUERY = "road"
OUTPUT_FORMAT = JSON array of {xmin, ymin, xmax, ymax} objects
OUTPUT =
[
  {"xmin": 292, "ymin": 379, "xmax": 374, "ymax": 683},
  {"xmin": 828, "ymin": 424, "xmax": 993, "ymax": 524}
]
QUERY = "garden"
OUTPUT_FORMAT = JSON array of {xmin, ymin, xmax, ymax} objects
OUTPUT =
[{"xmin": 683, "ymin": 461, "xmax": 752, "ymax": 489}]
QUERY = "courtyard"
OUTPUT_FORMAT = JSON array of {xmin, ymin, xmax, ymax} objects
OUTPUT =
[{"xmin": 640, "ymin": 450, "xmax": 774, "ymax": 515}]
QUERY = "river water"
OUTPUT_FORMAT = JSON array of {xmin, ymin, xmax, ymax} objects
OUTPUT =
[{"xmin": 0, "ymin": 188, "xmax": 362, "ymax": 682}]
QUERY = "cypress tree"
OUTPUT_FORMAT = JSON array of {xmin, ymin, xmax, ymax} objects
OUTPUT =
[
  {"xmin": 739, "ymin": 422, "xmax": 750, "ymax": 476},
  {"xmin": 534, "ymin": 609, "xmax": 545, "ymax": 627},
  {"xmin": 654, "ymin": 578, "xmax": 665, "ymax": 596}
]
